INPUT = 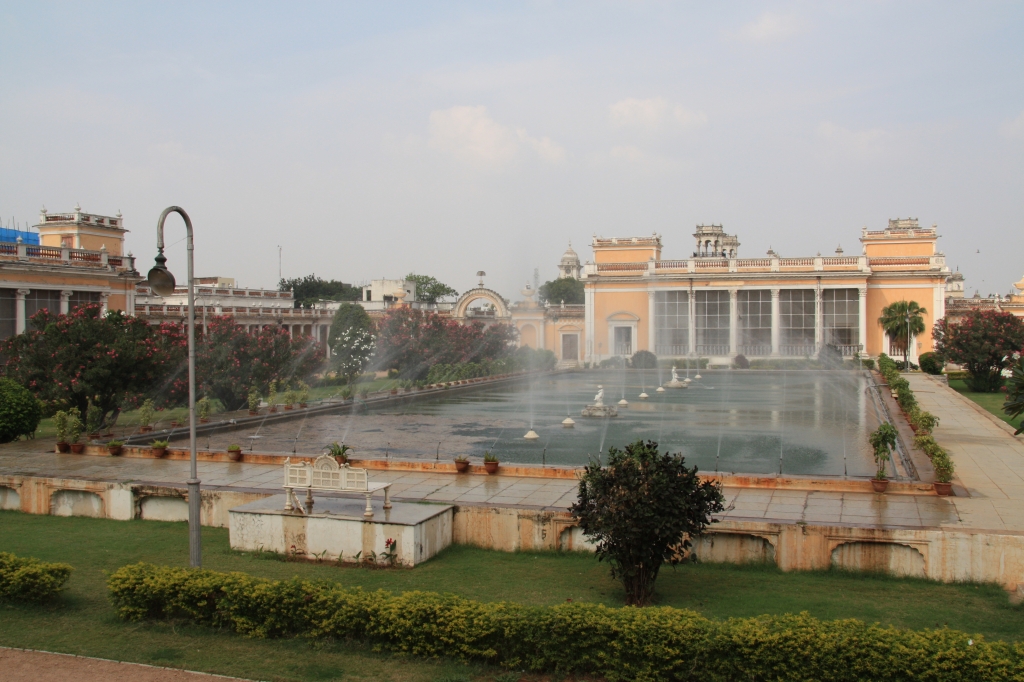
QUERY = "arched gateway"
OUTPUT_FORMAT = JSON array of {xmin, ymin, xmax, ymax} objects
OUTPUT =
[{"xmin": 451, "ymin": 287, "xmax": 511, "ymax": 322}]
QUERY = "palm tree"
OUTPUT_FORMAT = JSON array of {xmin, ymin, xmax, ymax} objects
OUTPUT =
[{"xmin": 878, "ymin": 300, "xmax": 927, "ymax": 369}]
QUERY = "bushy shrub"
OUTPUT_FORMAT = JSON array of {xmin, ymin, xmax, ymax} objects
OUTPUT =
[
  {"xmin": 0, "ymin": 378, "xmax": 42, "ymax": 443},
  {"xmin": 913, "ymin": 434, "xmax": 956, "ymax": 483},
  {"xmin": 599, "ymin": 356, "xmax": 625, "ymax": 369},
  {"xmin": 630, "ymin": 350, "xmax": 657, "ymax": 369},
  {"xmin": 109, "ymin": 562, "xmax": 1022, "ymax": 681},
  {"xmin": 0, "ymin": 552, "xmax": 73, "ymax": 601},
  {"xmin": 732, "ymin": 354, "xmax": 750, "ymax": 369},
  {"xmin": 861, "ymin": 357, "xmax": 876, "ymax": 370},
  {"xmin": 918, "ymin": 351, "xmax": 943, "ymax": 375}
]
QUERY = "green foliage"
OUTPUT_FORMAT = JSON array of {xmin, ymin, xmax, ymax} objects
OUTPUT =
[
  {"xmin": 536, "ymin": 278, "xmax": 584, "ymax": 305},
  {"xmin": 909, "ymin": 409, "xmax": 939, "ymax": 435},
  {"xmin": 107, "ymin": 440, "xmax": 124, "ymax": 448},
  {"xmin": 66, "ymin": 407, "xmax": 82, "ymax": 444},
  {"xmin": 196, "ymin": 396, "xmax": 211, "ymax": 420},
  {"xmin": 877, "ymin": 300, "xmax": 927, "ymax": 366},
  {"xmin": 918, "ymin": 351, "xmax": 943, "ymax": 375},
  {"xmin": 278, "ymin": 274, "xmax": 360, "ymax": 308},
  {"xmin": 0, "ymin": 552, "xmax": 72, "ymax": 601},
  {"xmin": 326, "ymin": 442, "xmax": 352, "ymax": 463},
  {"xmin": 732, "ymin": 353, "xmax": 750, "ymax": 369},
  {"xmin": 861, "ymin": 357, "xmax": 876, "ymax": 370},
  {"xmin": 915, "ymin": 434, "xmax": 955, "ymax": 483},
  {"xmin": 483, "ymin": 451, "xmax": 498, "ymax": 463},
  {"xmin": 0, "ymin": 378, "xmax": 42, "ymax": 443},
  {"xmin": 150, "ymin": 439, "xmax": 169, "ymax": 448},
  {"xmin": 405, "ymin": 273, "xmax": 458, "ymax": 304},
  {"xmin": 86, "ymin": 400, "xmax": 103, "ymax": 433},
  {"xmin": 53, "ymin": 410, "xmax": 69, "ymax": 443},
  {"xmin": 247, "ymin": 386, "xmax": 260, "ymax": 412},
  {"xmin": 297, "ymin": 381, "xmax": 310, "ymax": 404},
  {"xmin": 1003, "ymin": 354, "xmax": 1024, "ymax": 435},
  {"xmin": 599, "ymin": 356, "xmax": 625, "ymax": 369},
  {"xmin": 108, "ymin": 561, "xmax": 1023, "ymax": 681},
  {"xmin": 137, "ymin": 399, "xmax": 155, "ymax": 427},
  {"xmin": 869, "ymin": 423, "xmax": 898, "ymax": 480},
  {"xmin": 630, "ymin": 350, "xmax": 658, "ymax": 369},
  {"xmin": 571, "ymin": 440, "xmax": 724, "ymax": 606},
  {"xmin": 934, "ymin": 309, "xmax": 1024, "ymax": 392}
]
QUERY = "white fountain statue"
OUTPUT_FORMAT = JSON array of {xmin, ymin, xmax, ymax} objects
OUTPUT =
[
  {"xmin": 664, "ymin": 365, "xmax": 688, "ymax": 389},
  {"xmin": 593, "ymin": 385, "xmax": 605, "ymax": 407},
  {"xmin": 581, "ymin": 384, "xmax": 618, "ymax": 418}
]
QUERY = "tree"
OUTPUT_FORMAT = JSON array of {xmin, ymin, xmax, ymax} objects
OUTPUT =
[
  {"xmin": 570, "ymin": 440, "xmax": 724, "ymax": 606},
  {"xmin": 405, "ymin": 273, "xmax": 458, "ymax": 304},
  {"xmin": 631, "ymin": 350, "xmax": 658, "ymax": 369},
  {"xmin": 0, "ymin": 378, "xmax": 42, "ymax": 443},
  {"xmin": 1, "ymin": 305, "xmax": 183, "ymax": 427},
  {"xmin": 537, "ymin": 278, "xmax": 584, "ymax": 305},
  {"xmin": 878, "ymin": 300, "xmax": 926, "ymax": 368},
  {"xmin": 1004, "ymin": 354, "xmax": 1024, "ymax": 435},
  {"xmin": 934, "ymin": 309, "xmax": 1024, "ymax": 392},
  {"xmin": 279, "ymin": 274, "xmax": 360, "ymax": 308},
  {"xmin": 328, "ymin": 303, "xmax": 373, "ymax": 349}
]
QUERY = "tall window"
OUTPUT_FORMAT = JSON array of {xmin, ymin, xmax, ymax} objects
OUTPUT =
[
  {"xmin": 823, "ymin": 289, "xmax": 859, "ymax": 348},
  {"xmin": 695, "ymin": 290, "xmax": 729, "ymax": 353},
  {"xmin": 737, "ymin": 290, "xmax": 771, "ymax": 354},
  {"xmin": 69, "ymin": 291, "xmax": 101, "ymax": 311},
  {"xmin": 0, "ymin": 289, "xmax": 15, "ymax": 340},
  {"xmin": 654, "ymin": 291, "xmax": 688, "ymax": 355},
  {"xmin": 24, "ymin": 290, "xmax": 62, "ymax": 325},
  {"xmin": 779, "ymin": 289, "xmax": 815, "ymax": 353}
]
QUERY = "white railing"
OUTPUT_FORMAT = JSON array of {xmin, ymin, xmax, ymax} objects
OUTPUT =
[
  {"xmin": 695, "ymin": 344, "xmax": 729, "ymax": 355},
  {"xmin": 737, "ymin": 344, "xmax": 771, "ymax": 356},
  {"xmin": 655, "ymin": 344, "xmax": 689, "ymax": 356},
  {"xmin": 614, "ymin": 343, "xmax": 633, "ymax": 356},
  {"xmin": 0, "ymin": 241, "xmax": 134, "ymax": 271},
  {"xmin": 780, "ymin": 344, "xmax": 817, "ymax": 357}
]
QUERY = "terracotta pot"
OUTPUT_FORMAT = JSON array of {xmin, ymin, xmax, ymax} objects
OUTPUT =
[
  {"xmin": 299, "ymin": 403, "xmax": 308, "ymax": 408},
  {"xmin": 108, "ymin": 445, "xmax": 123, "ymax": 456},
  {"xmin": 70, "ymin": 443, "xmax": 85, "ymax": 454},
  {"xmin": 170, "ymin": 421, "xmax": 181, "ymax": 428},
  {"xmin": 56, "ymin": 442, "xmax": 70, "ymax": 453},
  {"xmin": 228, "ymin": 449, "xmax": 243, "ymax": 462},
  {"xmin": 454, "ymin": 460, "xmax": 470, "ymax": 473},
  {"xmin": 88, "ymin": 432, "xmax": 101, "ymax": 440},
  {"xmin": 103, "ymin": 432, "xmax": 114, "ymax": 438},
  {"xmin": 200, "ymin": 417, "xmax": 210, "ymax": 424},
  {"xmin": 934, "ymin": 481, "xmax": 953, "ymax": 496},
  {"xmin": 140, "ymin": 425, "xmax": 153, "ymax": 433},
  {"xmin": 269, "ymin": 407, "xmax": 278, "ymax": 413},
  {"xmin": 870, "ymin": 478, "xmax": 889, "ymax": 493},
  {"xmin": 390, "ymin": 389, "xmax": 398, "ymax": 395},
  {"xmin": 151, "ymin": 446, "xmax": 167, "ymax": 458},
  {"xmin": 248, "ymin": 410, "xmax": 259, "ymax": 416},
  {"xmin": 284, "ymin": 404, "xmax": 293, "ymax": 410},
  {"xmin": 484, "ymin": 461, "xmax": 499, "ymax": 474}
]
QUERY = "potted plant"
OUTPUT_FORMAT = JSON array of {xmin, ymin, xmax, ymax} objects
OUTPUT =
[
  {"xmin": 86, "ymin": 401, "xmax": 103, "ymax": 439},
  {"xmin": 151, "ymin": 439, "xmax": 169, "ymax": 458},
  {"xmin": 227, "ymin": 444, "xmax": 243, "ymax": 462},
  {"xmin": 483, "ymin": 451, "xmax": 499, "ymax": 474},
  {"xmin": 390, "ymin": 383, "xmax": 399, "ymax": 395},
  {"xmin": 197, "ymin": 396, "xmax": 212, "ymax": 423},
  {"xmin": 247, "ymin": 386, "xmax": 261, "ymax": 415},
  {"xmin": 297, "ymin": 381, "xmax": 310, "ymax": 408},
  {"xmin": 54, "ymin": 410, "xmax": 70, "ymax": 453},
  {"xmin": 107, "ymin": 439, "xmax": 124, "ymax": 456},
  {"xmin": 340, "ymin": 387, "xmax": 353, "ymax": 402},
  {"xmin": 68, "ymin": 408, "xmax": 84, "ymax": 453},
  {"xmin": 326, "ymin": 441, "xmax": 352, "ymax": 465},
  {"xmin": 138, "ymin": 399, "xmax": 155, "ymax": 433},
  {"xmin": 282, "ymin": 389, "xmax": 297, "ymax": 410},
  {"xmin": 869, "ymin": 423, "xmax": 898, "ymax": 493},
  {"xmin": 358, "ymin": 388, "xmax": 369, "ymax": 400},
  {"xmin": 454, "ymin": 455, "xmax": 470, "ymax": 473},
  {"xmin": 910, "ymin": 410, "xmax": 939, "ymax": 435},
  {"xmin": 932, "ymin": 451, "xmax": 954, "ymax": 496},
  {"xmin": 267, "ymin": 381, "xmax": 278, "ymax": 413}
]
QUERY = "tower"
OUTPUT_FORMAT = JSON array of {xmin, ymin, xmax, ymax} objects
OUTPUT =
[{"xmin": 558, "ymin": 242, "xmax": 581, "ymax": 279}]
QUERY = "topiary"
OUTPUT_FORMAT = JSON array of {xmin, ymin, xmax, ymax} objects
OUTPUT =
[
  {"xmin": 918, "ymin": 351, "xmax": 943, "ymax": 375},
  {"xmin": 0, "ymin": 378, "xmax": 42, "ymax": 443},
  {"xmin": 732, "ymin": 354, "xmax": 750, "ymax": 369},
  {"xmin": 630, "ymin": 350, "xmax": 657, "ymax": 369}
]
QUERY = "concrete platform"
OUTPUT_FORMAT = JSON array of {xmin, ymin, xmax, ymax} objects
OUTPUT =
[{"xmin": 228, "ymin": 495, "xmax": 452, "ymax": 566}]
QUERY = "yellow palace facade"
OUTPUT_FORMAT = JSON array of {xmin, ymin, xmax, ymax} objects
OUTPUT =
[{"xmin": 513, "ymin": 218, "xmax": 951, "ymax": 366}]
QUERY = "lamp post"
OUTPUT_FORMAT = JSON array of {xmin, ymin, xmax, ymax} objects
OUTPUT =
[
  {"xmin": 148, "ymin": 206, "xmax": 201, "ymax": 567},
  {"xmin": 906, "ymin": 308, "xmax": 911, "ymax": 371}
]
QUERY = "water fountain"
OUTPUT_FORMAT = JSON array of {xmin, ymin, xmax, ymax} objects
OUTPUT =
[
  {"xmin": 561, "ymin": 416, "xmax": 576, "ymax": 427},
  {"xmin": 581, "ymin": 384, "xmax": 618, "ymax": 418},
  {"xmin": 664, "ymin": 365, "xmax": 689, "ymax": 389},
  {"xmin": 524, "ymin": 429, "xmax": 540, "ymax": 440}
]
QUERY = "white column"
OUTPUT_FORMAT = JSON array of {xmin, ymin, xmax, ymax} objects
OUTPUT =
[
  {"xmin": 814, "ymin": 287, "xmax": 822, "ymax": 353},
  {"xmin": 858, "ymin": 287, "xmax": 868, "ymax": 356},
  {"xmin": 728, "ymin": 289, "xmax": 738, "ymax": 356},
  {"xmin": 687, "ymin": 290, "xmax": 696, "ymax": 355},
  {"xmin": 15, "ymin": 289, "xmax": 30, "ymax": 334},
  {"xmin": 539, "ymin": 316, "xmax": 546, "ymax": 351},
  {"xmin": 100, "ymin": 292, "xmax": 110, "ymax": 315},
  {"xmin": 584, "ymin": 286, "xmax": 595, "ymax": 364},
  {"xmin": 60, "ymin": 290, "xmax": 72, "ymax": 315},
  {"xmin": 771, "ymin": 288, "xmax": 780, "ymax": 356},
  {"xmin": 647, "ymin": 290, "xmax": 655, "ymax": 353}
]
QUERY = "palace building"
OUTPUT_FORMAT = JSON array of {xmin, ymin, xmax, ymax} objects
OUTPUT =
[{"xmin": 512, "ymin": 218, "xmax": 952, "ymax": 366}]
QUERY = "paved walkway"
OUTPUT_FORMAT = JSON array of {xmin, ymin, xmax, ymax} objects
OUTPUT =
[{"xmin": 0, "ymin": 648, "xmax": 249, "ymax": 682}]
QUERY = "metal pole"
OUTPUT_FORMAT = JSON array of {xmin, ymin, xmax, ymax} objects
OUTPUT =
[
  {"xmin": 156, "ymin": 206, "xmax": 201, "ymax": 567},
  {"xmin": 906, "ymin": 309, "xmax": 911, "ymax": 370}
]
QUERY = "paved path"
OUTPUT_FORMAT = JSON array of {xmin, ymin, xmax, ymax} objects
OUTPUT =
[{"xmin": 0, "ymin": 648, "xmax": 250, "ymax": 682}]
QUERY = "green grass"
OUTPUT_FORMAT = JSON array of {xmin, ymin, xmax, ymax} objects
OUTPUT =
[
  {"xmin": 948, "ymin": 378, "xmax": 1022, "ymax": 430},
  {"xmin": 2, "ymin": 511, "xmax": 1024, "ymax": 681}
]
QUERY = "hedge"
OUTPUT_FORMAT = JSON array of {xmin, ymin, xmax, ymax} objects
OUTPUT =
[
  {"xmin": 878, "ymin": 354, "xmax": 954, "ymax": 481},
  {"xmin": 108, "ymin": 562, "xmax": 1021, "ymax": 681},
  {"xmin": 0, "ymin": 552, "xmax": 73, "ymax": 601}
]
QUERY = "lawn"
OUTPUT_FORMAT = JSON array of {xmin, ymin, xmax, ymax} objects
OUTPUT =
[
  {"xmin": 948, "ymin": 378, "xmax": 1022, "ymax": 431},
  {"xmin": 2, "ymin": 512, "xmax": 1023, "ymax": 681}
]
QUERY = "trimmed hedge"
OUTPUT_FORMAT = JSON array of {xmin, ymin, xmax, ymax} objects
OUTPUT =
[
  {"xmin": 0, "ymin": 552, "xmax": 73, "ymax": 601},
  {"xmin": 0, "ymin": 378, "xmax": 42, "ymax": 443},
  {"xmin": 878, "ymin": 354, "xmax": 954, "ymax": 481},
  {"xmin": 108, "ymin": 562, "xmax": 1021, "ymax": 681}
]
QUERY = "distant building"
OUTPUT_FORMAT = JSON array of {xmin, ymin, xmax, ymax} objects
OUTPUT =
[{"xmin": 558, "ymin": 243, "xmax": 581, "ymax": 280}]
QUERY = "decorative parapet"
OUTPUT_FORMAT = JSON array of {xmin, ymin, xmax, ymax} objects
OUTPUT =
[{"xmin": 0, "ymin": 241, "xmax": 136, "ymax": 272}]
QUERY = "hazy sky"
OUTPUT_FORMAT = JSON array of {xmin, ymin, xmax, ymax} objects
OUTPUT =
[{"xmin": 1, "ymin": 2, "xmax": 1022, "ymax": 300}]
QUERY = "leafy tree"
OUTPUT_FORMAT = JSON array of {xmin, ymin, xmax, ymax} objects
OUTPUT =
[
  {"xmin": 328, "ymin": 303, "xmax": 376, "ymax": 383},
  {"xmin": 631, "ymin": 350, "xmax": 658, "ymax": 369},
  {"xmin": 570, "ymin": 439, "xmax": 724, "ymax": 606},
  {"xmin": 918, "ymin": 351, "xmax": 943, "ymax": 375},
  {"xmin": 328, "ymin": 303, "xmax": 373, "ymax": 348},
  {"xmin": 537, "ymin": 277, "xmax": 584, "ymax": 305},
  {"xmin": 279, "ymin": 274, "xmax": 360, "ymax": 308},
  {"xmin": 405, "ymin": 273, "xmax": 458, "ymax": 304},
  {"xmin": 194, "ymin": 317, "xmax": 324, "ymax": 409},
  {"xmin": 878, "ymin": 300, "xmax": 926, "ymax": 369},
  {"xmin": 934, "ymin": 309, "xmax": 1024, "ymax": 392},
  {"xmin": 1, "ymin": 305, "xmax": 183, "ymax": 427},
  {"xmin": 0, "ymin": 378, "xmax": 42, "ymax": 443},
  {"xmin": 1004, "ymin": 354, "xmax": 1024, "ymax": 435}
]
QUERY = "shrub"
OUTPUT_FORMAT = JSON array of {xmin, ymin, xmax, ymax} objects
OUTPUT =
[
  {"xmin": 598, "ymin": 356, "xmax": 625, "ymax": 369},
  {"xmin": 196, "ymin": 396, "xmax": 211, "ymax": 420},
  {"xmin": 1005, "ymin": 354, "xmax": 1024, "ymax": 435},
  {"xmin": 861, "ymin": 357, "xmax": 876, "ymax": 370},
  {"xmin": 732, "ymin": 353, "xmax": 750, "ymax": 369},
  {"xmin": 108, "ymin": 562, "xmax": 1024, "ymax": 681},
  {"xmin": 918, "ymin": 351, "xmax": 943, "ymax": 375},
  {"xmin": 0, "ymin": 378, "xmax": 42, "ymax": 443},
  {"xmin": 53, "ymin": 410, "xmax": 69, "ymax": 443},
  {"xmin": 910, "ymin": 410, "xmax": 939, "ymax": 434},
  {"xmin": 934, "ymin": 309, "xmax": 1024, "ymax": 392},
  {"xmin": 0, "ymin": 552, "xmax": 73, "ymax": 601},
  {"xmin": 630, "ymin": 350, "xmax": 658, "ymax": 369},
  {"xmin": 869, "ymin": 423, "xmax": 898, "ymax": 480},
  {"xmin": 138, "ymin": 398, "xmax": 155, "ymax": 427}
]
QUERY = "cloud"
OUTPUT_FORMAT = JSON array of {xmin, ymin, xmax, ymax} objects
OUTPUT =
[
  {"xmin": 428, "ymin": 105, "xmax": 565, "ymax": 165},
  {"xmin": 1000, "ymin": 111, "xmax": 1024, "ymax": 140},
  {"xmin": 816, "ymin": 122, "xmax": 886, "ymax": 159},
  {"xmin": 609, "ymin": 97, "xmax": 707, "ymax": 131},
  {"xmin": 730, "ymin": 12, "xmax": 808, "ymax": 43}
]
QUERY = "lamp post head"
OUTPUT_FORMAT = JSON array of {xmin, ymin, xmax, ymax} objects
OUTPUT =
[{"xmin": 148, "ymin": 249, "xmax": 177, "ymax": 296}]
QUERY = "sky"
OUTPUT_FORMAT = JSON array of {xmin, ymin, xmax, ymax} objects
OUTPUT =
[{"xmin": 1, "ymin": 2, "xmax": 1022, "ymax": 300}]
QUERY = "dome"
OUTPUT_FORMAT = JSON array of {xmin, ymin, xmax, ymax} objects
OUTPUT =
[
  {"xmin": 560, "ymin": 241, "xmax": 580, "ymax": 264},
  {"xmin": 558, "ymin": 241, "xmax": 581, "ymax": 280}
]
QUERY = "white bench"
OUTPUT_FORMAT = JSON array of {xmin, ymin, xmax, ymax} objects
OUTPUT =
[{"xmin": 283, "ymin": 454, "xmax": 392, "ymax": 518}]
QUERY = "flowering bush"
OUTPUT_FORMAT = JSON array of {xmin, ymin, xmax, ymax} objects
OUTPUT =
[{"xmin": 933, "ymin": 309, "xmax": 1024, "ymax": 392}]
